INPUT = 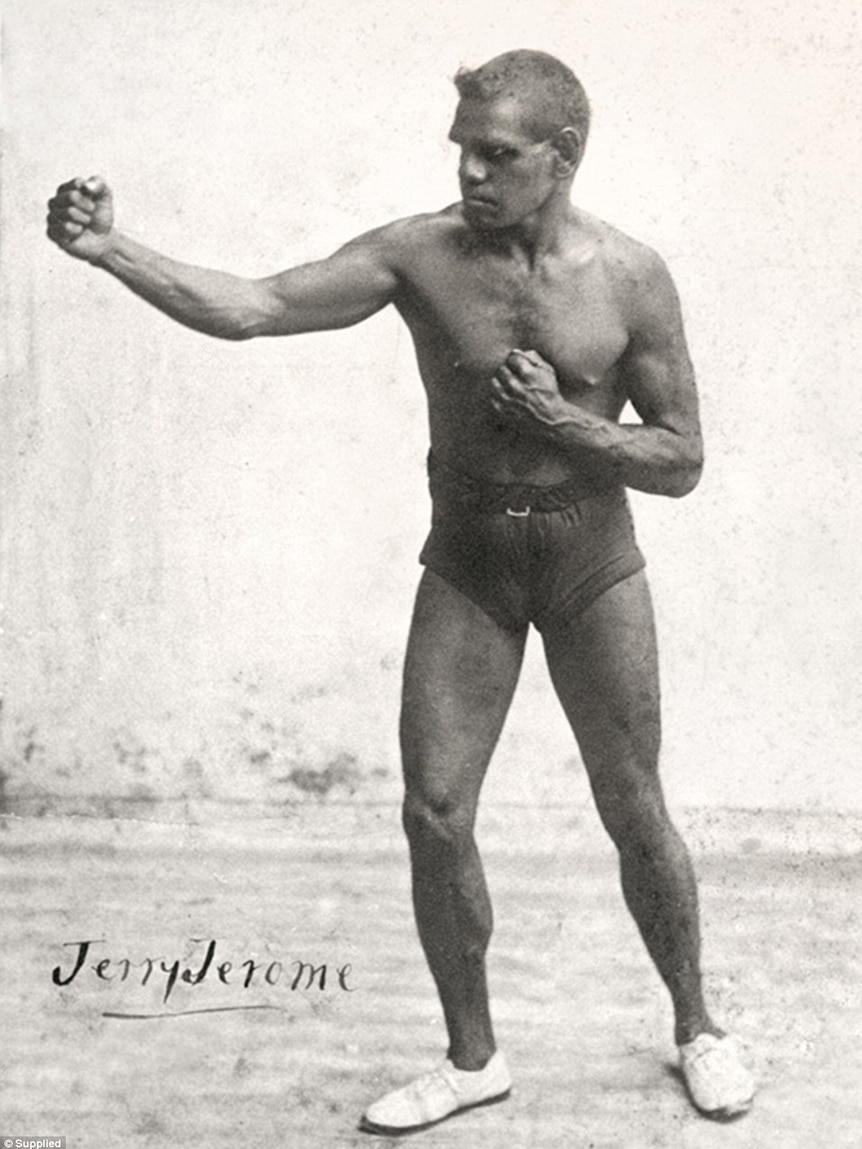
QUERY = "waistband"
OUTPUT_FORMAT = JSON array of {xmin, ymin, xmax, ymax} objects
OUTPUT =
[{"xmin": 427, "ymin": 451, "xmax": 613, "ymax": 515}]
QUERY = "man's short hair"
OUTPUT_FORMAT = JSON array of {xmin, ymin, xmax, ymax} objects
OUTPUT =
[{"xmin": 454, "ymin": 50, "xmax": 590, "ymax": 144}]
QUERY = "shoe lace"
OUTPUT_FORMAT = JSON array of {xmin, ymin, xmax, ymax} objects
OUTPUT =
[
  {"xmin": 685, "ymin": 1037, "xmax": 741, "ymax": 1078},
  {"xmin": 407, "ymin": 1063, "xmax": 459, "ymax": 1104}
]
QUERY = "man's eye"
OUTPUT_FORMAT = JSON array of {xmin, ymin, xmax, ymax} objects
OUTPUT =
[{"xmin": 482, "ymin": 147, "xmax": 517, "ymax": 163}]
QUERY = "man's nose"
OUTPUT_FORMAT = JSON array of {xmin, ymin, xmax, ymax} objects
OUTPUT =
[{"xmin": 459, "ymin": 151, "xmax": 488, "ymax": 185}]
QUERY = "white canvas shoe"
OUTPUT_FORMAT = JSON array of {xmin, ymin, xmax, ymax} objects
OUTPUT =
[
  {"xmin": 360, "ymin": 1052, "xmax": 512, "ymax": 1135},
  {"xmin": 678, "ymin": 1033, "xmax": 755, "ymax": 1120}
]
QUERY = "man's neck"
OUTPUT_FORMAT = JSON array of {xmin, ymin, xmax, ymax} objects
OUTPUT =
[{"xmin": 482, "ymin": 194, "xmax": 579, "ymax": 268}]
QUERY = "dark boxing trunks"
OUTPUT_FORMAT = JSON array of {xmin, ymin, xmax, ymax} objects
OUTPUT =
[{"xmin": 419, "ymin": 452, "xmax": 646, "ymax": 633}]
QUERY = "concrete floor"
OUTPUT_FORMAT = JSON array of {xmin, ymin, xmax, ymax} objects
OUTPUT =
[{"xmin": 1, "ymin": 803, "xmax": 860, "ymax": 1148}]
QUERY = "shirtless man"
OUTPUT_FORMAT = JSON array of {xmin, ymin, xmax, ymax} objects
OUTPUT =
[{"xmin": 47, "ymin": 49, "xmax": 754, "ymax": 1134}]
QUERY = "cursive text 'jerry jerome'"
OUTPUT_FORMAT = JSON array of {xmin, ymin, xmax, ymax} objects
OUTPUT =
[{"xmin": 52, "ymin": 938, "xmax": 355, "ymax": 1004}]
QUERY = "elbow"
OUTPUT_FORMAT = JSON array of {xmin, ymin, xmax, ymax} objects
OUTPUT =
[
  {"xmin": 208, "ymin": 312, "xmax": 265, "ymax": 341},
  {"xmin": 171, "ymin": 309, "xmax": 260, "ymax": 342},
  {"xmin": 217, "ymin": 324, "xmax": 257, "ymax": 342},
  {"xmin": 209, "ymin": 282, "xmax": 276, "ymax": 340},
  {"xmin": 667, "ymin": 439, "xmax": 704, "ymax": 498},
  {"xmin": 667, "ymin": 465, "xmax": 702, "ymax": 498}
]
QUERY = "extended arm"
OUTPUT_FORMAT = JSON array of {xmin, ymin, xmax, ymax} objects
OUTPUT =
[
  {"xmin": 491, "ymin": 252, "xmax": 703, "ymax": 497},
  {"xmin": 46, "ymin": 177, "xmax": 398, "ymax": 340}
]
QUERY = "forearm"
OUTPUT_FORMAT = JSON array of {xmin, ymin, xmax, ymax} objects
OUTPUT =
[
  {"xmin": 49, "ymin": 177, "xmax": 399, "ymax": 338},
  {"xmin": 91, "ymin": 232, "xmax": 270, "ymax": 340},
  {"xmin": 545, "ymin": 409, "xmax": 703, "ymax": 497},
  {"xmin": 491, "ymin": 347, "xmax": 703, "ymax": 498}
]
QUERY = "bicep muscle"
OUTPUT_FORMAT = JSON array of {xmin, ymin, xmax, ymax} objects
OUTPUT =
[{"xmin": 251, "ymin": 232, "xmax": 399, "ymax": 337}]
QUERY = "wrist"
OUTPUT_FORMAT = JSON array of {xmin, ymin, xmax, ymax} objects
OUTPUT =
[
  {"xmin": 546, "ymin": 407, "xmax": 615, "ymax": 449},
  {"xmin": 86, "ymin": 230, "xmax": 119, "ymax": 268},
  {"xmin": 542, "ymin": 404, "xmax": 589, "ymax": 434}
]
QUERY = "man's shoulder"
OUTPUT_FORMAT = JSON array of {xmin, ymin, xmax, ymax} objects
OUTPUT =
[
  {"xmin": 578, "ymin": 211, "xmax": 680, "ymax": 326},
  {"xmin": 345, "ymin": 205, "xmax": 466, "ymax": 260},
  {"xmin": 579, "ymin": 210, "xmax": 669, "ymax": 282}
]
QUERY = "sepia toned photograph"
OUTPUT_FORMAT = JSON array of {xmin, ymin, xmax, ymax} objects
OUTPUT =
[{"xmin": 2, "ymin": 1, "xmax": 860, "ymax": 1146}]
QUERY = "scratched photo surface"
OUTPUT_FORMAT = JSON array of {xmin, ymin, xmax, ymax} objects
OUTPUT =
[{"xmin": 2, "ymin": 2, "xmax": 861, "ymax": 1146}]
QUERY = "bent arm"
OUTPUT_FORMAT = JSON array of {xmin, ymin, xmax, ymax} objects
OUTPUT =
[
  {"xmin": 495, "ymin": 253, "xmax": 703, "ymax": 497},
  {"xmin": 612, "ymin": 266, "xmax": 703, "ymax": 496},
  {"xmin": 92, "ymin": 230, "xmax": 399, "ymax": 341},
  {"xmin": 555, "ymin": 268, "xmax": 702, "ymax": 496},
  {"xmin": 545, "ymin": 402, "xmax": 702, "ymax": 498}
]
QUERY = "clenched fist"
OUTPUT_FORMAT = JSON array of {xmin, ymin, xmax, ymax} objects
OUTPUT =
[
  {"xmin": 46, "ymin": 176, "xmax": 115, "ymax": 262},
  {"xmin": 491, "ymin": 348, "xmax": 568, "ymax": 428}
]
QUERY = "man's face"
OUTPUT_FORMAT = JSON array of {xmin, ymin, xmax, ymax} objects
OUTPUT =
[{"xmin": 449, "ymin": 96, "xmax": 557, "ymax": 230}]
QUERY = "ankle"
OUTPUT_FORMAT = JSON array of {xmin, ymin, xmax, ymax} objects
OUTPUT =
[
  {"xmin": 447, "ymin": 1047, "xmax": 496, "ymax": 1072},
  {"xmin": 675, "ymin": 1020, "xmax": 725, "ymax": 1046}
]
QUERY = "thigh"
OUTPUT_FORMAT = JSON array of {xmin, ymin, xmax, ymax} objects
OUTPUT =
[
  {"xmin": 541, "ymin": 570, "xmax": 662, "ymax": 791},
  {"xmin": 401, "ymin": 569, "xmax": 528, "ymax": 814}
]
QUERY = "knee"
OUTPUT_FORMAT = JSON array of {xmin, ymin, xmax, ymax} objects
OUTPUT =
[
  {"xmin": 590, "ymin": 771, "xmax": 671, "ymax": 853},
  {"xmin": 402, "ymin": 786, "xmax": 474, "ymax": 852}
]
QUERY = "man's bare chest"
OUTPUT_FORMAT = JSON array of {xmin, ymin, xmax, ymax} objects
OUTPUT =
[{"xmin": 399, "ymin": 254, "xmax": 630, "ymax": 389}]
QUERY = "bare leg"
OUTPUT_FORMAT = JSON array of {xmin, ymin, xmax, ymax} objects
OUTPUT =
[
  {"xmin": 541, "ymin": 571, "xmax": 719, "ymax": 1046},
  {"xmin": 400, "ymin": 570, "xmax": 527, "ymax": 1070}
]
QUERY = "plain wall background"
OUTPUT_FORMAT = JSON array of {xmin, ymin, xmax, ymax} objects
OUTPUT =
[{"xmin": 2, "ymin": 0, "xmax": 860, "ymax": 813}]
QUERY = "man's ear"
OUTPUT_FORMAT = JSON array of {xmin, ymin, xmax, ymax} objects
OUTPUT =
[{"xmin": 550, "ymin": 127, "xmax": 583, "ymax": 178}]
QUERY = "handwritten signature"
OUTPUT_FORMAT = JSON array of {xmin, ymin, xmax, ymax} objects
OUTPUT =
[{"xmin": 52, "ymin": 938, "xmax": 355, "ymax": 1006}]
